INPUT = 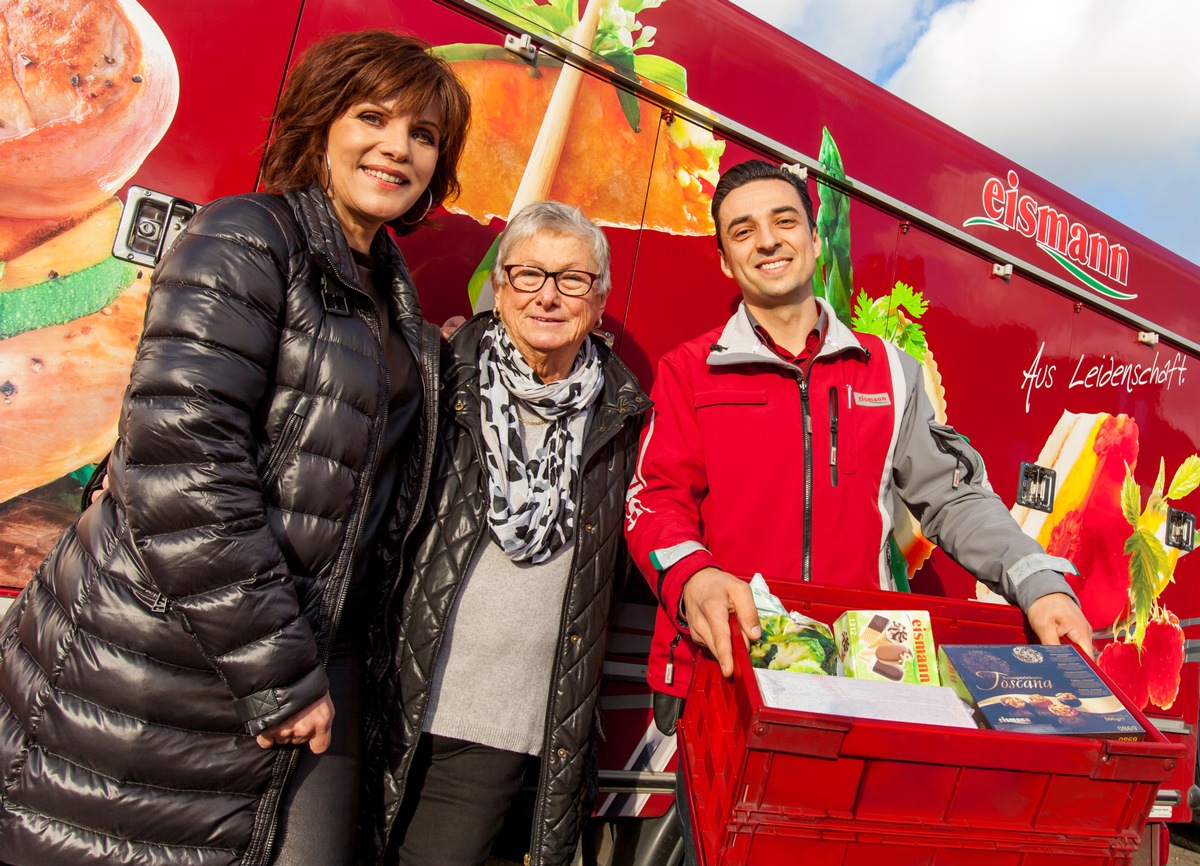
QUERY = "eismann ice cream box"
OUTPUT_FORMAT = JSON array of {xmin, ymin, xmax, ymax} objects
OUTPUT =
[
  {"xmin": 939, "ymin": 644, "xmax": 1145, "ymax": 740},
  {"xmin": 833, "ymin": 610, "xmax": 939, "ymax": 685}
]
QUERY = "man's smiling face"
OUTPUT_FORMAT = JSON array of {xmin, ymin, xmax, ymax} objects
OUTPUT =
[{"xmin": 716, "ymin": 178, "xmax": 822, "ymax": 310}]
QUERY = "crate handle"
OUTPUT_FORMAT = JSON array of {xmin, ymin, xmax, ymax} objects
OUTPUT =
[{"xmin": 749, "ymin": 711, "xmax": 852, "ymax": 759}]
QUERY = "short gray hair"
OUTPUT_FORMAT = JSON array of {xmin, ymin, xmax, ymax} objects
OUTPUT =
[{"xmin": 491, "ymin": 200, "xmax": 611, "ymax": 298}]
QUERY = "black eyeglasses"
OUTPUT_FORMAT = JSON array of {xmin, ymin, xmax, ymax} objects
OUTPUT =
[{"xmin": 503, "ymin": 264, "xmax": 599, "ymax": 297}]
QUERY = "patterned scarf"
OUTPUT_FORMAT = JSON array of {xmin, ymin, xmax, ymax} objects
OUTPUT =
[{"xmin": 478, "ymin": 317, "xmax": 605, "ymax": 563}]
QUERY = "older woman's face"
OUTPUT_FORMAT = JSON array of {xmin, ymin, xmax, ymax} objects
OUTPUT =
[
  {"xmin": 325, "ymin": 96, "xmax": 441, "ymax": 253},
  {"xmin": 495, "ymin": 231, "xmax": 606, "ymax": 382}
]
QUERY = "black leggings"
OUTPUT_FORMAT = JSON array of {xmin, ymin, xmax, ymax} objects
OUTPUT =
[
  {"xmin": 390, "ymin": 733, "xmax": 530, "ymax": 866},
  {"xmin": 268, "ymin": 639, "xmax": 364, "ymax": 866}
]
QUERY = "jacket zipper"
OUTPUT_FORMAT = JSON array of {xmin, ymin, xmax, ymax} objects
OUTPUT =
[
  {"xmin": 260, "ymin": 395, "xmax": 312, "ymax": 490},
  {"xmin": 527, "ymin": 402, "xmax": 633, "ymax": 866},
  {"xmin": 828, "ymin": 385, "xmax": 839, "ymax": 487},
  {"xmin": 932, "ymin": 433, "xmax": 974, "ymax": 488},
  {"xmin": 665, "ymin": 632, "xmax": 682, "ymax": 685},
  {"xmin": 798, "ymin": 375, "xmax": 813, "ymax": 582},
  {"xmin": 251, "ymin": 254, "xmax": 390, "ymax": 866},
  {"xmin": 320, "ymin": 292, "xmax": 388, "ymax": 661},
  {"xmin": 361, "ymin": 319, "xmax": 440, "ymax": 761}
]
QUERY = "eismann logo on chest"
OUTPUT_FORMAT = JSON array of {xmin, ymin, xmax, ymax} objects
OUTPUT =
[
  {"xmin": 853, "ymin": 392, "xmax": 891, "ymax": 407},
  {"xmin": 964, "ymin": 170, "xmax": 1133, "ymax": 302}
]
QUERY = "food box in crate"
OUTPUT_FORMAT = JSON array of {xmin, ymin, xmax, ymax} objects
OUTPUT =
[
  {"xmin": 677, "ymin": 582, "xmax": 1184, "ymax": 866},
  {"xmin": 939, "ymin": 644, "xmax": 1145, "ymax": 740},
  {"xmin": 832, "ymin": 609, "xmax": 939, "ymax": 684}
]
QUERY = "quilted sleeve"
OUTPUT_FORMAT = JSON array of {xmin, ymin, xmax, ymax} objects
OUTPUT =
[{"xmin": 118, "ymin": 197, "xmax": 328, "ymax": 733}]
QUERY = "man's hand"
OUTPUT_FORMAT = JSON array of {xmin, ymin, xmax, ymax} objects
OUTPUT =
[
  {"xmin": 680, "ymin": 567, "xmax": 761, "ymax": 677},
  {"xmin": 256, "ymin": 693, "xmax": 335, "ymax": 754},
  {"xmin": 1026, "ymin": 592, "xmax": 1095, "ymax": 658}
]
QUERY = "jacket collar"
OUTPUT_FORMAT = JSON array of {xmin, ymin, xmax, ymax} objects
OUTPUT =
[
  {"xmin": 285, "ymin": 184, "xmax": 421, "ymax": 320},
  {"xmin": 707, "ymin": 296, "xmax": 868, "ymax": 368},
  {"xmin": 285, "ymin": 185, "xmax": 360, "ymax": 290}
]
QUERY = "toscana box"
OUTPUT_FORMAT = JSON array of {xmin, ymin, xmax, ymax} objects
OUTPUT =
[{"xmin": 938, "ymin": 644, "xmax": 1145, "ymax": 740}]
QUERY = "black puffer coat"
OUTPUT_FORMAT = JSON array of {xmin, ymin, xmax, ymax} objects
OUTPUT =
[
  {"xmin": 362, "ymin": 313, "xmax": 648, "ymax": 866},
  {"xmin": 0, "ymin": 185, "xmax": 439, "ymax": 866}
]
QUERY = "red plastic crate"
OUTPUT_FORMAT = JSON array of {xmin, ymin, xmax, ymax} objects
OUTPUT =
[{"xmin": 678, "ymin": 582, "xmax": 1185, "ymax": 866}]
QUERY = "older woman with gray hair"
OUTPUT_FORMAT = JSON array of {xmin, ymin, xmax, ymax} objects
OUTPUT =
[{"xmin": 363, "ymin": 201, "xmax": 649, "ymax": 866}]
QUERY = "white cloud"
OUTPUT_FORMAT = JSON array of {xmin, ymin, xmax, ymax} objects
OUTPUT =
[
  {"xmin": 727, "ymin": 0, "xmax": 817, "ymax": 35},
  {"xmin": 731, "ymin": 0, "xmax": 935, "ymax": 80},
  {"xmin": 884, "ymin": 0, "xmax": 1200, "ymax": 259}
]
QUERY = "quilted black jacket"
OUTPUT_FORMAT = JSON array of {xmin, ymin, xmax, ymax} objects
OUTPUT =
[
  {"xmin": 0, "ymin": 185, "xmax": 439, "ymax": 866},
  {"xmin": 363, "ymin": 313, "xmax": 648, "ymax": 866}
]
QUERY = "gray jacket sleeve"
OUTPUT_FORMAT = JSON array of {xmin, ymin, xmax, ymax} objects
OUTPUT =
[{"xmin": 888, "ymin": 347, "xmax": 1079, "ymax": 611}]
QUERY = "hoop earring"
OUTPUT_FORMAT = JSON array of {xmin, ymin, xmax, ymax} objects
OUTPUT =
[{"xmin": 399, "ymin": 188, "xmax": 435, "ymax": 226}]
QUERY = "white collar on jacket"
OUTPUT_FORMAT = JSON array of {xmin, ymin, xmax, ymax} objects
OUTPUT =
[{"xmin": 707, "ymin": 296, "xmax": 867, "ymax": 368}]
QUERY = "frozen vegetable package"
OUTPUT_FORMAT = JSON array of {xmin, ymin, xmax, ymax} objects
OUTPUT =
[{"xmin": 747, "ymin": 575, "xmax": 837, "ymax": 675}]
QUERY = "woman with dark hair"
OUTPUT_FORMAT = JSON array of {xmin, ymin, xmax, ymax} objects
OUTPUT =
[
  {"xmin": 364, "ymin": 201, "xmax": 648, "ymax": 866},
  {"xmin": 0, "ymin": 30, "xmax": 469, "ymax": 866}
]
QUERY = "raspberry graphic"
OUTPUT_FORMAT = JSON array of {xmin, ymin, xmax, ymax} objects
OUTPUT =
[
  {"xmin": 1094, "ymin": 414, "xmax": 1138, "ymax": 459},
  {"xmin": 1046, "ymin": 510, "xmax": 1085, "ymax": 563},
  {"xmin": 1141, "ymin": 612, "xmax": 1185, "ymax": 711},
  {"xmin": 1097, "ymin": 640, "xmax": 1149, "ymax": 710}
]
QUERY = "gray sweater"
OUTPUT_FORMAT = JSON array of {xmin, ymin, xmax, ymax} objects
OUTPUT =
[{"xmin": 423, "ymin": 417, "xmax": 575, "ymax": 755}]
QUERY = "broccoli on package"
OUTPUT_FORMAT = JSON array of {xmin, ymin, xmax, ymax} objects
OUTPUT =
[{"xmin": 747, "ymin": 575, "xmax": 837, "ymax": 675}]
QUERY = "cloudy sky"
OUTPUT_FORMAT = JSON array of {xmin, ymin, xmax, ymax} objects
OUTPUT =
[{"xmin": 729, "ymin": 0, "xmax": 1200, "ymax": 266}]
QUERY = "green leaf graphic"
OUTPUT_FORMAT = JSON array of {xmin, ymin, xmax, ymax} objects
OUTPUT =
[
  {"xmin": 468, "ymin": 235, "xmax": 503, "ymax": 310},
  {"xmin": 632, "ymin": 54, "xmax": 686, "ymax": 93},
  {"xmin": 1121, "ymin": 464, "xmax": 1141, "ymax": 528},
  {"xmin": 1124, "ymin": 527, "xmax": 1169, "ymax": 647},
  {"xmin": 850, "ymin": 282, "xmax": 927, "ymax": 361},
  {"xmin": 1166, "ymin": 454, "xmax": 1200, "ymax": 501}
]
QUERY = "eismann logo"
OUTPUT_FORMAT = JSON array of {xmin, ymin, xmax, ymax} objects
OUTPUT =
[{"xmin": 964, "ymin": 170, "xmax": 1134, "ymax": 301}]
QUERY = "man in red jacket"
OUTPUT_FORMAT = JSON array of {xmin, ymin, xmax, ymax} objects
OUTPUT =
[{"xmin": 624, "ymin": 159, "xmax": 1093, "ymax": 711}]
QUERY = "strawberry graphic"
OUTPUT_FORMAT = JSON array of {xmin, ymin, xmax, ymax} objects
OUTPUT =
[{"xmin": 1097, "ymin": 640, "xmax": 1150, "ymax": 710}]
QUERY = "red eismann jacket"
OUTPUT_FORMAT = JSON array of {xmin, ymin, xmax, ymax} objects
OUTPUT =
[{"xmin": 625, "ymin": 299, "xmax": 1078, "ymax": 697}]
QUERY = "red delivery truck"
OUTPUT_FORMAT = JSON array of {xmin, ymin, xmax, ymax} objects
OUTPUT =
[{"xmin": 1, "ymin": 1, "xmax": 1197, "ymax": 863}]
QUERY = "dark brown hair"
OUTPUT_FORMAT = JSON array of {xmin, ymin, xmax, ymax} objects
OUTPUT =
[
  {"xmin": 261, "ymin": 30, "xmax": 471, "ymax": 234},
  {"xmin": 711, "ymin": 159, "xmax": 815, "ymax": 251}
]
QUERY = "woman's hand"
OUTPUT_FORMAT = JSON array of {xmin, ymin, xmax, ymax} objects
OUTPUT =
[
  {"xmin": 440, "ymin": 315, "xmax": 467, "ymax": 338},
  {"xmin": 90, "ymin": 473, "xmax": 109, "ymax": 505},
  {"xmin": 255, "ymin": 693, "xmax": 335, "ymax": 753}
]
